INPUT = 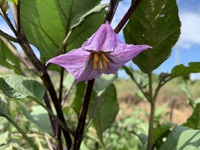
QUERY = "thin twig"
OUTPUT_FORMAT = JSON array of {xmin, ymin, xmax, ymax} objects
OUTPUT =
[
  {"xmin": 44, "ymin": 93, "xmax": 57, "ymax": 136},
  {"xmin": 61, "ymin": 87, "xmax": 72, "ymax": 107},
  {"xmin": 1, "ymin": 6, "xmax": 18, "ymax": 36},
  {"xmin": 0, "ymin": 36, "xmax": 37, "ymax": 74},
  {"xmin": 0, "ymin": 29, "xmax": 18, "ymax": 42},
  {"xmin": 44, "ymin": 133, "xmax": 54, "ymax": 150}
]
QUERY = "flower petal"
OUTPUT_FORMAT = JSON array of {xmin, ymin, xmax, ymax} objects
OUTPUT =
[
  {"xmin": 82, "ymin": 21, "xmax": 119, "ymax": 52},
  {"xmin": 46, "ymin": 48, "xmax": 91, "ymax": 79},
  {"xmin": 104, "ymin": 44, "xmax": 151, "ymax": 74},
  {"xmin": 75, "ymin": 58, "xmax": 101, "ymax": 84}
]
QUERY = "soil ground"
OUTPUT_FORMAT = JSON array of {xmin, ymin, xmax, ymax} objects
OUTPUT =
[{"xmin": 114, "ymin": 78, "xmax": 196, "ymax": 125}]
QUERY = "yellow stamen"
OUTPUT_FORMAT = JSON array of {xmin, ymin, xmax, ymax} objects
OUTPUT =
[
  {"xmin": 102, "ymin": 59, "xmax": 108, "ymax": 71},
  {"xmin": 101, "ymin": 53, "xmax": 110, "ymax": 63},
  {"xmin": 93, "ymin": 52, "xmax": 110, "ymax": 73},
  {"xmin": 93, "ymin": 59, "xmax": 97, "ymax": 70},
  {"xmin": 93, "ymin": 53, "xmax": 98, "ymax": 70},
  {"xmin": 94, "ymin": 53, "xmax": 99, "ymax": 62},
  {"xmin": 97, "ymin": 58, "xmax": 102, "ymax": 73}
]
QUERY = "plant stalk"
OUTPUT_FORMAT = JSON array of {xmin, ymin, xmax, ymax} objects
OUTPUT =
[
  {"xmin": 147, "ymin": 72, "xmax": 155, "ymax": 150},
  {"xmin": 72, "ymin": 79, "xmax": 95, "ymax": 149}
]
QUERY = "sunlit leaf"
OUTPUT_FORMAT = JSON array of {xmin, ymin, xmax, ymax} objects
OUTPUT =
[
  {"xmin": 160, "ymin": 126, "xmax": 200, "ymax": 150},
  {"xmin": 0, "ymin": 75, "xmax": 46, "ymax": 100},
  {"xmin": 123, "ymin": 0, "xmax": 181, "ymax": 73}
]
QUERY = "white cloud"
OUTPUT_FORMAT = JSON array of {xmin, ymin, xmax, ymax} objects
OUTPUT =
[{"xmin": 177, "ymin": 11, "xmax": 200, "ymax": 49}]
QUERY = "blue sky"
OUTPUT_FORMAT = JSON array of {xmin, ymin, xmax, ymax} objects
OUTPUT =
[{"xmin": 1, "ymin": 1, "xmax": 200, "ymax": 78}]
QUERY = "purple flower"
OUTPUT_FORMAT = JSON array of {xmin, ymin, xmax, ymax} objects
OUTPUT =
[{"xmin": 46, "ymin": 22, "xmax": 151, "ymax": 83}]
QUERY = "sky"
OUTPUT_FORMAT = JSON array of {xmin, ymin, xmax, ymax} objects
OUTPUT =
[{"xmin": 1, "ymin": 0, "xmax": 200, "ymax": 79}]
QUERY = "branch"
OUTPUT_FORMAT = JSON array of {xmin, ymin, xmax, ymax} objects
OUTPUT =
[
  {"xmin": 0, "ymin": 30, "xmax": 18, "ymax": 42},
  {"xmin": 105, "ymin": 0, "xmax": 120, "ymax": 23},
  {"xmin": 114, "ymin": 0, "xmax": 141, "ymax": 33},
  {"xmin": 72, "ymin": 79, "xmax": 95, "ymax": 149}
]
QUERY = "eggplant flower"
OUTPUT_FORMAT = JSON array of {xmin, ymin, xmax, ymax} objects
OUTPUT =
[{"xmin": 46, "ymin": 22, "xmax": 151, "ymax": 83}]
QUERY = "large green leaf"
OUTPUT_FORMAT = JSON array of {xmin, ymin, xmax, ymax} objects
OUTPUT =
[
  {"xmin": 0, "ymin": 75, "xmax": 46, "ymax": 100},
  {"xmin": 160, "ymin": 126, "xmax": 200, "ymax": 150},
  {"xmin": 171, "ymin": 62, "xmax": 200, "ymax": 78},
  {"xmin": 182, "ymin": 103, "xmax": 200, "ymax": 130},
  {"xmin": 123, "ymin": 0, "xmax": 181, "ymax": 73},
  {"xmin": 89, "ymin": 84, "xmax": 119, "ymax": 145},
  {"xmin": 0, "ymin": 39, "xmax": 21, "ymax": 73},
  {"xmin": 20, "ymin": 0, "xmax": 106, "ymax": 63}
]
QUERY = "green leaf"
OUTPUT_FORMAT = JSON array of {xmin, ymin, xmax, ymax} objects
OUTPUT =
[
  {"xmin": 171, "ymin": 62, "xmax": 200, "ymax": 78},
  {"xmin": 182, "ymin": 103, "xmax": 200, "ymax": 130},
  {"xmin": 94, "ymin": 74, "xmax": 117, "ymax": 92},
  {"xmin": 63, "ymin": 73, "xmax": 75, "ymax": 90},
  {"xmin": 89, "ymin": 84, "xmax": 119, "ymax": 145},
  {"xmin": 0, "ymin": 94, "xmax": 10, "ymax": 117},
  {"xmin": 30, "ymin": 105, "xmax": 53, "ymax": 135},
  {"xmin": 0, "ymin": 131, "xmax": 9, "ymax": 145},
  {"xmin": 71, "ymin": 82, "xmax": 86, "ymax": 117},
  {"xmin": 21, "ymin": 0, "xmax": 106, "ymax": 64},
  {"xmin": 0, "ymin": 75, "xmax": 46, "ymax": 100},
  {"xmin": 19, "ymin": 104, "xmax": 53, "ymax": 135},
  {"xmin": 153, "ymin": 124, "xmax": 172, "ymax": 149},
  {"xmin": 160, "ymin": 126, "xmax": 200, "ymax": 150},
  {"xmin": 0, "ymin": 39, "xmax": 21, "ymax": 73},
  {"xmin": 123, "ymin": 0, "xmax": 181, "ymax": 73}
]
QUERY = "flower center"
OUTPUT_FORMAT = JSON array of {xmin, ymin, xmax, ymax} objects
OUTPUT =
[{"xmin": 93, "ymin": 52, "xmax": 110, "ymax": 73}]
